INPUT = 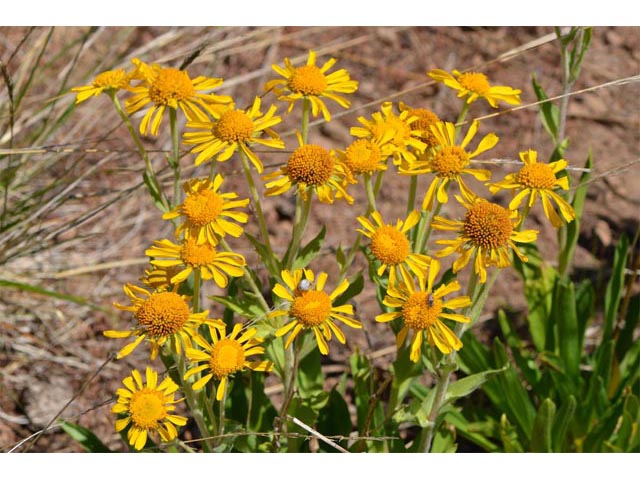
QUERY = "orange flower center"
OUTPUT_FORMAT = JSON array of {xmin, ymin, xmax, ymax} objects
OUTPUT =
[
  {"xmin": 291, "ymin": 290, "xmax": 332, "ymax": 327},
  {"xmin": 209, "ymin": 338, "xmax": 245, "ymax": 378},
  {"xmin": 517, "ymin": 163, "xmax": 557, "ymax": 189},
  {"xmin": 136, "ymin": 292, "xmax": 190, "ymax": 337},
  {"xmin": 464, "ymin": 200, "xmax": 513, "ymax": 250},
  {"xmin": 370, "ymin": 225, "xmax": 410, "ymax": 265},
  {"xmin": 344, "ymin": 139, "xmax": 382, "ymax": 175},
  {"xmin": 129, "ymin": 389, "xmax": 167, "ymax": 429},
  {"xmin": 402, "ymin": 292, "xmax": 443, "ymax": 330},
  {"xmin": 288, "ymin": 65, "xmax": 327, "ymax": 95},
  {"xmin": 457, "ymin": 72, "xmax": 490, "ymax": 95},
  {"xmin": 214, "ymin": 109, "xmax": 254, "ymax": 143},
  {"xmin": 148, "ymin": 68, "xmax": 195, "ymax": 105},
  {"xmin": 93, "ymin": 69, "xmax": 129, "ymax": 89},
  {"xmin": 408, "ymin": 108, "xmax": 440, "ymax": 147},
  {"xmin": 180, "ymin": 238, "xmax": 217, "ymax": 267},
  {"xmin": 431, "ymin": 146, "xmax": 469, "ymax": 178},
  {"xmin": 286, "ymin": 144, "xmax": 334, "ymax": 186},
  {"xmin": 182, "ymin": 189, "xmax": 224, "ymax": 226}
]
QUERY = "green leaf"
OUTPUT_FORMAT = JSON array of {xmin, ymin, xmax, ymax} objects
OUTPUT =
[
  {"xmin": 296, "ymin": 344, "xmax": 324, "ymax": 400},
  {"xmin": 445, "ymin": 410, "xmax": 499, "ymax": 452},
  {"xmin": 551, "ymin": 395, "xmax": 577, "ymax": 452},
  {"xmin": 142, "ymin": 169, "xmax": 167, "ymax": 213},
  {"xmin": 316, "ymin": 387, "xmax": 352, "ymax": 452},
  {"xmin": 559, "ymin": 152, "xmax": 592, "ymax": 276},
  {"xmin": 210, "ymin": 291, "xmax": 267, "ymax": 321},
  {"xmin": 575, "ymin": 278, "xmax": 595, "ymax": 350},
  {"xmin": 292, "ymin": 225, "xmax": 326, "ymax": 270},
  {"xmin": 0, "ymin": 279, "xmax": 110, "ymax": 313},
  {"xmin": 445, "ymin": 364, "xmax": 508, "ymax": 403},
  {"xmin": 500, "ymin": 414, "xmax": 524, "ymax": 453},
  {"xmin": 532, "ymin": 74, "xmax": 560, "ymax": 142},
  {"xmin": 335, "ymin": 244, "xmax": 346, "ymax": 270},
  {"xmin": 617, "ymin": 292, "xmax": 640, "ymax": 360},
  {"xmin": 531, "ymin": 398, "xmax": 556, "ymax": 452},
  {"xmin": 244, "ymin": 231, "xmax": 281, "ymax": 277},
  {"xmin": 333, "ymin": 271, "xmax": 364, "ymax": 306},
  {"xmin": 568, "ymin": 27, "xmax": 592, "ymax": 83},
  {"xmin": 60, "ymin": 421, "xmax": 112, "ymax": 452},
  {"xmin": 604, "ymin": 234, "xmax": 629, "ymax": 341},
  {"xmin": 554, "ymin": 278, "xmax": 580, "ymax": 378}
]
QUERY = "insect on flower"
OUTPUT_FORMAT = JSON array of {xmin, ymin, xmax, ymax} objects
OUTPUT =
[{"xmin": 427, "ymin": 292, "xmax": 435, "ymax": 308}]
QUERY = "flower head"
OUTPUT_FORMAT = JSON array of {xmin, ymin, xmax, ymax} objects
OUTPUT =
[
  {"xmin": 184, "ymin": 323, "xmax": 273, "ymax": 401},
  {"xmin": 428, "ymin": 68, "xmax": 522, "ymax": 108},
  {"xmin": 145, "ymin": 238, "xmax": 245, "ymax": 288},
  {"xmin": 398, "ymin": 102, "xmax": 442, "ymax": 149},
  {"xmin": 71, "ymin": 68, "xmax": 133, "ymax": 104},
  {"xmin": 183, "ymin": 96, "xmax": 285, "ymax": 173},
  {"xmin": 357, "ymin": 210, "xmax": 432, "ymax": 285},
  {"xmin": 432, "ymin": 195, "xmax": 538, "ymax": 283},
  {"xmin": 162, "ymin": 175, "xmax": 250, "ymax": 245},
  {"xmin": 488, "ymin": 149, "xmax": 576, "ymax": 228},
  {"xmin": 270, "ymin": 269, "xmax": 362, "ymax": 355},
  {"xmin": 125, "ymin": 58, "xmax": 231, "ymax": 136},
  {"xmin": 104, "ymin": 284, "xmax": 221, "ymax": 360},
  {"xmin": 351, "ymin": 102, "xmax": 426, "ymax": 167},
  {"xmin": 112, "ymin": 367, "xmax": 187, "ymax": 451},
  {"xmin": 265, "ymin": 50, "xmax": 358, "ymax": 121},
  {"xmin": 376, "ymin": 261, "xmax": 471, "ymax": 360},
  {"xmin": 401, "ymin": 121, "xmax": 497, "ymax": 211},
  {"xmin": 263, "ymin": 132, "xmax": 353, "ymax": 204}
]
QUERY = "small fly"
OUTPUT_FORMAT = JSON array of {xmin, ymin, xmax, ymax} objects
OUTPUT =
[
  {"xmin": 427, "ymin": 292, "xmax": 435, "ymax": 308},
  {"xmin": 298, "ymin": 278, "xmax": 312, "ymax": 292}
]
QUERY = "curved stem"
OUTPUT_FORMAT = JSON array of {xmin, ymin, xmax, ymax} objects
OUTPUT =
[
  {"xmin": 454, "ymin": 102, "xmax": 470, "ymax": 140},
  {"xmin": 169, "ymin": 108, "xmax": 181, "ymax": 208},
  {"xmin": 239, "ymin": 150, "xmax": 272, "ymax": 253},
  {"xmin": 364, "ymin": 173, "xmax": 377, "ymax": 213},
  {"xmin": 109, "ymin": 93, "xmax": 169, "ymax": 211},
  {"xmin": 285, "ymin": 193, "xmax": 312, "ymax": 270},
  {"xmin": 301, "ymin": 98, "xmax": 311, "ymax": 144}
]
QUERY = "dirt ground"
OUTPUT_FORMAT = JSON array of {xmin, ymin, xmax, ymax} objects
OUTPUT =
[{"xmin": 1, "ymin": 26, "xmax": 638, "ymax": 452}]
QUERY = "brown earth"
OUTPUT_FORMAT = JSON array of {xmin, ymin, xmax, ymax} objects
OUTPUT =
[{"xmin": 1, "ymin": 26, "xmax": 638, "ymax": 452}]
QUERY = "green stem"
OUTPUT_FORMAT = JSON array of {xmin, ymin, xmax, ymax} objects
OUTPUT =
[
  {"xmin": 364, "ymin": 173, "xmax": 377, "ymax": 213},
  {"xmin": 216, "ymin": 387, "xmax": 227, "ymax": 447},
  {"xmin": 454, "ymin": 102, "xmax": 470, "ymax": 140},
  {"xmin": 169, "ymin": 108, "xmax": 181, "ymax": 208},
  {"xmin": 219, "ymin": 238, "xmax": 269, "ymax": 311},
  {"xmin": 273, "ymin": 335, "xmax": 302, "ymax": 451},
  {"xmin": 109, "ymin": 93, "xmax": 169, "ymax": 211},
  {"xmin": 407, "ymin": 175, "xmax": 417, "ymax": 216},
  {"xmin": 285, "ymin": 192, "xmax": 312, "ymax": 271},
  {"xmin": 420, "ymin": 359, "xmax": 457, "ymax": 452},
  {"xmin": 415, "ymin": 200, "xmax": 443, "ymax": 255},
  {"xmin": 192, "ymin": 270, "xmax": 201, "ymax": 313},
  {"xmin": 239, "ymin": 150, "xmax": 272, "ymax": 253},
  {"xmin": 301, "ymin": 98, "xmax": 311, "ymax": 144}
]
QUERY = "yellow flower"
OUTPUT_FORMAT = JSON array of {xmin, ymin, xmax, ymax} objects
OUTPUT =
[
  {"xmin": 400, "ymin": 121, "xmax": 497, "ymax": 211},
  {"xmin": 270, "ymin": 269, "xmax": 362, "ymax": 355},
  {"xmin": 112, "ymin": 367, "xmax": 187, "ymax": 451},
  {"xmin": 263, "ymin": 132, "xmax": 353, "ymax": 204},
  {"xmin": 265, "ymin": 49, "xmax": 358, "ymax": 121},
  {"xmin": 184, "ymin": 323, "xmax": 273, "ymax": 401},
  {"xmin": 104, "ymin": 284, "xmax": 221, "ymax": 360},
  {"xmin": 336, "ymin": 134, "xmax": 397, "ymax": 178},
  {"xmin": 357, "ymin": 210, "xmax": 432, "ymax": 285},
  {"xmin": 140, "ymin": 264, "xmax": 183, "ymax": 291},
  {"xmin": 350, "ymin": 101, "xmax": 427, "ymax": 167},
  {"xmin": 487, "ymin": 149, "xmax": 576, "ymax": 228},
  {"xmin": 431, "ymin": 195, "xmax": 538, "ymax": 283},
  {"xmin": 162, "ymin": 175, "xmax": 250, "ymax": 245},
  {"xmin": 145, "ymin": 238, "xmax": 245, "ymax": 288},
  {"xmin": 183, "ymin": 96, "xmax": 285, "ymax": 173},
  {"xmin": 125, "ymin": 58, "xmax": 231, "ymax": 136},
  {"xmin": 398, "ymin": 102, "xmax": 442, "ymax": 149},
  {"xmin": 70, "ymin": 68, "xmax": 133, "ymax": 104},
  {"xmin": 376, "ymin": 260, "xmax": 471, "ymax": 360},
  {"xmin": 428, "ymin": 68, "xmax": 522, "ymax": 108}
]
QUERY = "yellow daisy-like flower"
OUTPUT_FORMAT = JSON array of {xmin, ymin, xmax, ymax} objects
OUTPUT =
[
  {"xmin": 264, "ymin": 49, "xmax": 358, "ymax": 121},
  {"xmin": 428, "ymin": 68, "xmax": 522, "ymax": 108},
  {"xmin": 336, "ymin": 133, "xmax": 397, "ymax": 179},
  {"xmin": 357, "ymin": 210, "xmax": 432, "ymax": 285},
  {"xmin": 162, "ymin": 175, "xmax": 250, "ymax": 245},
  {"xmin": 487, "ymin": 149, "xmax": 576, "ymax": 228},
  {"xmin": 125, "ymin": 57, "xmax": 232, "ymax": 136},
  {"xmin": 145, "ymin": 238, "xmax": 245, "ymax": 288},
  {"xmin": 182, "ymin": 96, "xmax": 285, "ymax": 173},
  {"xmin": 184, "ymin": 323, "xmax": 273, "ymax": 401},
  {"xmin": 431, "ymin": 195, "xmax": 538, "ymax": 283},
  {"xmin": 140, "ymin": 264, "xmax": 183, "ymax": 291},
  {"xmin": 350, "ymin": 101, "xmax": 427, "ymax": 167},
  {"xmin": 263, "ymin": 132, "xmax": 353, "ymax": 204},
  {"xmin": 112, "ymin": 367, "xmax": 187, "ymax": 451},
  {"xmin": 104, "ymin": 284, "xmax": 221, "ymax": 360},
  {"xmin": 398, "ymin": 102, "xmax": 442, "ymax": 149},
  {"xmin": 376, "ymin": 261, "xmax": 471, "ymax": 361},
  {"xmin": 401, "ymin": 120, "xmax": 497, "ymax": 211},
  {"xmin": 270, "ymin": 269, "xmax": 362, "ymax": 355},
  {"xmin": 70, "ymin": 68, "xmax": 133, "ymax": 104}
]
